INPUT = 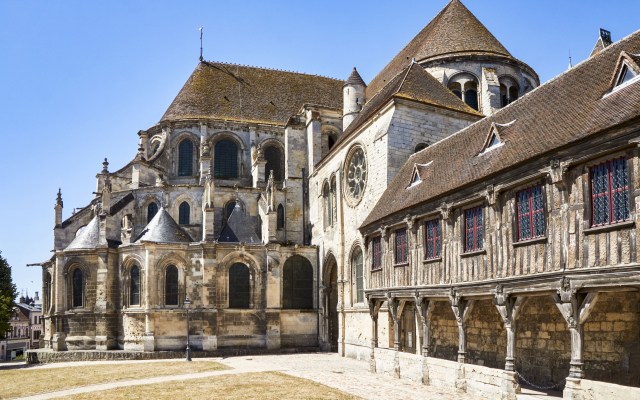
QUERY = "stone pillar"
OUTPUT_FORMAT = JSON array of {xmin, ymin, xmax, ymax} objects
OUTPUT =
[
  {"xmin": 368, "ymin": 298, "xmax": 381, "ymax": 373},
  {"xmin": 252, "ymin": 158, "xmax": 267, "ymax": 188},
  {"xmin": 143, "ymin": 245, "xmax": 156, "ymax": 352},
  {"xmin": 449, "ymin": 290, "xmax": 474, "ymax": 392},
  {"xmin": 387, "ymin": 295, "xmax": 404, "ymax": 378},
  {"xmin": 415, "ymin": 297, "xmax": 433, "ymax": 385},
  {"xmin": 494, "ymin": 289, "xmax": 526, "ymax": 400}
]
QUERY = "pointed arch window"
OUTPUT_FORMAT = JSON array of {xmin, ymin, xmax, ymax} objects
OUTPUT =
[
  {"xmin": 72, "ymin": 269, "xmax": 83, "ymax": 308},
  {"xmin": 352, "ymin": 248, "xmax": 364, "ymax": 303},
  {"xmin": 229, "ymin": 263, "xmax": 250, "ymax": 309},
  {"xmin": 130, "ymin": 266, "xmax": 140, "ymax": 306},
  {"xmin": 225, "ymin": 202, "xmax": 237, "ymax": 220},
  {"xmin": 323, "ymin": 183, "xmax": 332, "ymax": 229},
  {"xmin": 214, "ymin": 139, "xmax": 238, "ymax": 179},
  {"xmin": 165, "ymin": 265, "xmax": 179, "ymax": 306},
  {"xmin": 264, "ymin": 146, "xmax": 282, "ymax": 181},
  {"xmin": 277, "ymin": 204, "xmax": 285, "ymax": 229},
  {"xmin": 282, "ymin": 256, "xmax": 313, "ymax": 309},
  {"xmin": 148, "ymin": 202, "xmax": 158, "ymax": 223},
  {"xmin": 178, "ymin": 140, "xmax": 194, "ymax": 176},
  {"xmin": 179, "ymin": 202, "xmax": 190, "ymax": 225}
]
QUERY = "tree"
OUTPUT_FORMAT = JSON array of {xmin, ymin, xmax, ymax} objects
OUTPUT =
[{"xmin": 0, "ymin": 252, "xmax": 18, "ymax": 339}]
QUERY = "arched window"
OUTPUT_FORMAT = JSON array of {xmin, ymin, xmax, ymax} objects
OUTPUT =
[
  {"xmin": 130, "ymin": 266, "xmax": 140, "ymax": 306},
  {"xmin": 323, "ymin": 183, "xmax": 332, "ymax": 229},
  {"xmin": 178, "ymin": 139, "xmax": 194, "ymax": 176},
  {"xmin": 225, "ymin": 202, "xmax": 236, "ymax": 220},
  {"xmin": 328, "ymin": 135, "xmax": 336, "ymax": 150},
  {"xmin": 179, "ymin": 202, "xmax": 190, "ymax": 225},
  {"xmin": 415, "ymin": 143, "xmax": 428, "ymax": 153},
  {"xmin": 448, "ymin": 82, "xmax": 462, "ymax": 99},
  {"xmin": 277, "ymin": 204, "xmax": 285, "ymax": 229},
  {"xmin": 509, "ymin": 86, "xmax": 518, "ymax": 103},
  {"xmin": 214, "ymin": 139, "xmax": 238, "ymax": 179},
  {"xmin": 264, "ymin": 146, "xmax": 282, "ymax": 181},
  {"xmin": 229, "ymin": 263, "xmax": 250, "ymax": 309},
  {"xmin": 44, "ymin": 272, "xmax": 51, "ymax": 311},
  {"xmin": 500, "ymin": 84, "xmax": 508, "ymax": 108},
  {"xmin": 282, "ymin": 256, "xmax": 313, "ymax": 309},
  {"xmin": 464, "ymin": 82, "xmax": 479, "ymax": 111},
  {"xmin": 152, "ymin": 143, "xmax": 160, "ymax": 155},
  {"xmin": 352, "ymin": 248, "xmax": 364, "ymax": 303},
  {"xmin": 148, "ymin": 202, "xmax": 158, "ymax": 223},
  {"xmin": 72, "ymin": 269, "xmax": 83, "ymax": 308},
  {"xmin": 165, "ymin": 265, "xmax": 179, "ymax": 306}
]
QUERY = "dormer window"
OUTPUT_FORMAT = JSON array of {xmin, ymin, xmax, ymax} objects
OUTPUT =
[
  {"xmin": 618, "ymin": 66, "xmax": 637, "ymax": 86},
  {"xmin": 487, "ymin": 134, "xmax": 500, "ymax": 148},
  {"xmin": 407, "ymin": 162, "xmax": 432, "ymax": 189},
  {"xmin": 605, "ymin": 53, "xmax": 640, "ymax": 97}
]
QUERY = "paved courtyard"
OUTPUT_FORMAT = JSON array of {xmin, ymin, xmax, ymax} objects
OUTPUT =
[{"xmin": 2, "ymin": 352, "xmax": 559, "ymax": 399}]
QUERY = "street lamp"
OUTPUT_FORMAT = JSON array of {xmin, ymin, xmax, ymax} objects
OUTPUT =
[{"xmin": 184, "ymin": 297, "xmax": 192, "ymax": 362}]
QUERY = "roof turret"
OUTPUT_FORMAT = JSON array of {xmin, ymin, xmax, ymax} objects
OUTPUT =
[
  {"xmin": 65, "ymin": 215, "xmax": 100, "ymax": 250},
  {"xmin": 134, "ymin": 207, "xmax": 192, "ymax": 244},
  {"xmin": 344, "ymin": 68, "xmax": 366, "ymax": 87}
]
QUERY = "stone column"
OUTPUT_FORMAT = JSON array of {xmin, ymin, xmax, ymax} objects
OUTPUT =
[
  {"xmin": 415, "ymin": 296, "xmax": 433, "ymax": 385},
  {"xmin": 143, "ymin": 245, "xmax": 156, "ymax": 352},
  {"xmin": 367, "ymin": 298, "xmax": 381, "ymax": 373},
  {"xmin": 494, "ymin": 288, "xmax": 527, "ymax": 400}
]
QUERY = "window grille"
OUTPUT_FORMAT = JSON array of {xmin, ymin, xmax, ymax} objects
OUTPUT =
[
  {"xmin": 264, "ymin": 146, "xmax": 282, "ymax": 181},
  {"xmin": 465, "ymin": 206, "xmax": 483, "ymax": 252},
  {"xmin": 179, "ymin": 202, "xmax": 190, "ymax": 225},
  {"xmin": 72, "ymin": 269, "xmax": 83, "ymax": 308},
  {"xmin": 282, "ymin": 256, "xmax": 313, "ymax": 309},
  {"xmin": 229, "ymin": 263, "xmax": 250, "ymax": 309},
  {"xmin": 147, "ymin": 203, "xmax": 158, "ymax": 223},
  {"xmin": 165, "ymin": 265, "xmax": 179, "ymax": 306},
  {"xmin": 277, "ymin": 204, "xmax": 284, "ymax": 229},
  {"xmin": 372, "ymin": 237, "xmax": 382, "ymax": 270},
  {"xmin": 353, "ymin": 249, "xmax": 364, "ymax": 303},
  {"xmin": 395, "ymin": 228, "xmax": 408, "ymax": 264},
  {"xmin": 178, "ymin": 140, "xmax": 193, "ymax": 176},
  {"xmin": 591, "ymin": 157, "xmax": 629, "ymax": 227},
  {"xmin": 214, "ymin": 139, "xmax": 238, "ymax": 178},
  {"xmin": 424, "ymin": 219, "xmax": 441, "ymax": 259},
  {"xmin": 516, "ymin": 185, "xmax": 545, "ymax": 241},
  {"xmin": 130, "ymin": 266, "xmax": 140, "ymax": 306}
]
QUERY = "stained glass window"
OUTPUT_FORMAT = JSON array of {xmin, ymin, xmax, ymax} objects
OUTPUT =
[
  {"xmin": 425, "ymin": 219, "xmax": 441, "ymax": 259},
  {"xmin": 395, "ymin": 228, "xmax": 407, "ymax": 264},
  {"xmin": 147, "ymin": 202, "xmax": 158, "ymax": 223},
  {"xmin": 282, "ymin": 256, "xmax": 313, "ymax": 309},
  {"xmin": 72, "ymin": 269, "xmax": 83, "ymax": 308},
  {"xmin": 277, "ymin": 204, "xmax": 284, "ymax": 229},
  {"xmin": 179, "ymin": 202, "xmax": 190, "ymax": 225},
  {"xmin": 347, "ymin": 148, "xmax": 367, "ymax": 200},
  {"xmin": 372, "ymin": 237, "xmax": 382, "ymax": 270},
  {"xmin": 352, "ymin": 249, "xmax": 364, "ymax": 303},
  {"xmin": 165, "ymin": 265, "xmax": 178, "ymax": 306},
  {"xmin": 229, "ymin": 263, "xmax": 250, "ymax": 309},
  {"xmin": 214, "ymin": 139, "xmax": 238, "ymax": 179},
  {"xmin": 465, "ymin": 207, "xmax": 483, "ymax": 252},
  {"xmin": 178, "ymin": 140, "xmax": 193, "ymax": 176},
  {"xmin": 517, "ymin": 185, "xmax": 545, "ymax": 241},
  {"xmin": 130, "ymin": 266, "xmax": 140, "ymax": 306},
  {"xmin": 264, "ymin": 146, "xmax": 282, "ymax": 181},
  {"xmin": 592, "ymin": 157, "xmax": 629, "ymax": 226}
]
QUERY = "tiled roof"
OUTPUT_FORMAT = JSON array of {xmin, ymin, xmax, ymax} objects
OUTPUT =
[
  {"xmin": 66, "ymin": 215, "xmax": 100, "ymax": 250},
  {"xmin": 367, "ymin": 0, "xmax": 512, "ymax": 98},
  {"xmin": 345, "ymin": 68, "xmax": 366, "ymax": 87},
  {"xmin": 362, "ymin": 30, "xmax": 640, "ymax": 229},
  {"xmin": 135, "ymin": 207, "xmax": 192, "ymax": 244},
  {"xmin": 321, "ymin": 61, "xmax": 482, "ymax": 166},
  {"xmin": 218, "ymin": 203, "xmax": 261, "ymax": 244},
  {"xmin": 161, "ymin": 61, "xmax": 344, "ymax": 125}
]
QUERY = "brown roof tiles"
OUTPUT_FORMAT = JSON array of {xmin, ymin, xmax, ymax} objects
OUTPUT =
[{"xmin": 362, "ymin": 30, "xmax": 640, "ymax": 229}]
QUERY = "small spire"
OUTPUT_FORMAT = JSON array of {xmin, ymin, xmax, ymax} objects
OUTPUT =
[
  {"xmin": 199, "ymin": 26, "xmax": 203, "ymax": 62},
  {"xmin": 101, "ymin": 158, "xmax": 109, "ymax": 174},
  {"xmin": 568, "ymin": 49, "xmax": 573, "ymax": 70},
  {"xmin": 56, "ymin": 188, "xmax": 63, "ymax": 207}
]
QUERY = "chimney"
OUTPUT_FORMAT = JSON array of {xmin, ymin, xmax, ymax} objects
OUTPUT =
[{"xmin": 590, "ymin": 28, "xmax": 613, "ymax": 58}]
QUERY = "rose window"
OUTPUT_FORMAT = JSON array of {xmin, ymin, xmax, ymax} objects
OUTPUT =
[{"xmin": 347, "ymin": 148, "xmax": 367, "ymax": 200}]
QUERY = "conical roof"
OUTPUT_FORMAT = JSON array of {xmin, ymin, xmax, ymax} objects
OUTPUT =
[
  {"xmin": 66, "ymin": 215, "xmax": 100, "ymax": 250},
  {"xmin": 134, "ymin": 207, "xmax": 192, "ymax": 244},
  {"xmin": 344, "ymin": 68, "xmax": 366, "ymax": 87},
  {"xmin": 367, "ymin": 0, "xmax": 512, "ymax": 96},
  {"xmin": 218, "ymin": 203, "xmax": 261, "ymax": 244}
]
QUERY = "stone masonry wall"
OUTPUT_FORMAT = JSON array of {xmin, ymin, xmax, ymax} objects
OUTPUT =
[
  {"xmin": 430, "ymin": 301, "xmax": 458, "ymax": 361},
  {"xmin": 466, "ymin": 299, "xmax": 506, "ymax": 369}
]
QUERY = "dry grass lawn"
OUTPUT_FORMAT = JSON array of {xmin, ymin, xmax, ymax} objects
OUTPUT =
[
  {"xmin": 0, "ymin": 360, "xmax": 229, "ymax": 399},
  {"xmin": 68, "ymin": 371, "xmax": 360, "ymax": 399}
]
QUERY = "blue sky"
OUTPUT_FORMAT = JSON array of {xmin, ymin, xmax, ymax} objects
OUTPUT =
[{"xmin": 1, "ymin": 0, "xmax": 639, "ymax": 299}]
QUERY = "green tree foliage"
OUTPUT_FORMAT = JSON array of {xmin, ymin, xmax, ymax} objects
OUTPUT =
[{"xmin": 0, "ymin": 252, "xmax": 18, "ymax": 339}]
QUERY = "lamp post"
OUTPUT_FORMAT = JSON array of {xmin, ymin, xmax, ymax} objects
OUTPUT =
[{"xmin": 184, "ymin": 297, "xmax": 192, "ymax": 362}]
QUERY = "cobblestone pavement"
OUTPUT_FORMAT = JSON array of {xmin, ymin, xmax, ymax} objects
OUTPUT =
[{"xmin": 226, "ymin": 353, "xmax": 482, "ymax": 400}]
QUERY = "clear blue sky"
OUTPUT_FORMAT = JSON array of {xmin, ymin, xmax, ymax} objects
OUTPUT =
[{"xmin": 1, "ymin": 0, "xmax": 638, "ymax": 299}]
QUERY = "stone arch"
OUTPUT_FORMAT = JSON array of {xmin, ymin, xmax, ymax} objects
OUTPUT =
[
  {"xmin": 219, "ymin": 252, "xmax": 261, "ymax": 309},
  {"xmin": 223, "ymin": 197, "xmax": 245, "ymax": 221},
  {"xmin": 147, "ymin": 130, "xmax": 168, "ymax": 163},
  {"xmin": 121, "ymin": 255, "xmax": 145, "ymax": 308},
  {"xmin": 208, "ymin": 131, "xmax": 246, "ymax": 179},
  {"xmin": 170, "ymin": 193, "xmax": 199, "ymax": 224},
  {"xmin": 156, "ymin": 253, "xmax": 189, "ymax": 307},
  {"xmin": 63, "ymin": 258, "xmax": 90, "ymax": 310},
  {"xmin": 282, "ymin": 255, "xmax": 314, "ymax": 309}
]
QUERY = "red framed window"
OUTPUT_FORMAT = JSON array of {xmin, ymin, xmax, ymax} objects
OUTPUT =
[
  {"xmin": 591, "ymin": 157, "xmax": 630, "ymax": 226},
  {"xmin": 372, "ymin": 237, "xmax": 382, "ymax": 270},
  {"xmin": 395, "ymin": 228, "xmax": 408, "ymax": 264},
  {"xmin": 465, "ymin": 207, "xmax": 483, "ymax": 252},
  {"xmin": 516, "ymin": 185, "xmax": 545, "ymax": 241},
  {"xmin": 424, "ymin": 219, "xmax": 441, "ymax": 259}
]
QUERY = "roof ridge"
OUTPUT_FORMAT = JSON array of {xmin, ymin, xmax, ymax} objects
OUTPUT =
[{"xmin": 203, "ymin": 60, "xmax": 344, "ymax": 82}]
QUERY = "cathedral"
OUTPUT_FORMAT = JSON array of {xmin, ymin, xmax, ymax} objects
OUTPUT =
[{"xmin": 32, "ymin": 1, "xmax": 640, "ymax": 399}]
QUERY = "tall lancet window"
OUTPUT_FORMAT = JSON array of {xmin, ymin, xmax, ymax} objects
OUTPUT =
[
  {"xmin": 130, "ymin": 266, "xmax": 140, "ymax": 306},
  {"xmin": 178, "ymin": 140, "xmax": 194, "ymax": 176}
]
